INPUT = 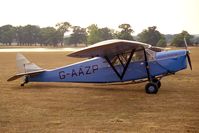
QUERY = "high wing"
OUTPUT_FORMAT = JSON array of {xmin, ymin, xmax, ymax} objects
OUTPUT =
[{"xmin": 68, "ymin": 39, "xmax": 151, "ymax": 58}]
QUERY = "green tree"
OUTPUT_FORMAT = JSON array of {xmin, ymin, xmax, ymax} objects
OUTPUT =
[
  {"xmin": 171, "ymin": 31, "xmax": 193, "ymax": 47},
  {"xmin": 39, "ymin": 27, "xmax": 61, "ymax": 47},
  {"xmin": 157, "ymin": 36, "xmax": 167, "ymax": 47},
  {"xmin": 138, "ymin": 26, "xmax": 164, "ymax": 46},
  {"xmin": 0, "ymin": 25, "xmax": 15, "ymax": 45},
  {"xmin": 87, "ymin": 24, "xmax": 101, "ymax": 44},
  {"xmin": 117, "ymin": 24, "xmax": 134, "ymax": 40},
  {"xmin": 56, "ymin": 22, "xmax": 71, "ymax": 46},
  {"xmin": 191, "ymin": 36, "xmax": 199, "ymax": 45},
  {"xmin": 15, "ymin": 26, "xmax": 24, "ymax": 45},
  {"xmin": 99, "ymin": 27, "xmax": 114, "ymax": 41},
  {"xmin": 23, "ymin": 25, "xmax": 40, "ymax": 45},
  {"xmin": 69, "ymin": 26, "xmax": 87, "ymax": 46}
]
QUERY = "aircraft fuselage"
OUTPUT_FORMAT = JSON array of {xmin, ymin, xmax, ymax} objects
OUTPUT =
[{"xmin": 28, "ymin": 49, "xmax": 187, "ymax": 83}]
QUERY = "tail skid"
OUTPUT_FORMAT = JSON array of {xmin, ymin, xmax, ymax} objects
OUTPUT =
[{"xmin": 7, "ymin": 53, "xmax": 46, "ymax": 85}]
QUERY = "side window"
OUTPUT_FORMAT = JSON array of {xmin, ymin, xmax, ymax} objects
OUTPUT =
[
  {"xmin": 146, "ymin": 49, "xmax": 156, "ymax": 61},
  {"xmin": 131, "ymin": 49, "xmax": 155, "ymax": 62},
  {"xmin": 110, "ymin": 53, "xmax": 128, "ymax": 66},
  {"xmin": 131, "ymin": 50, "xmax": 145, "ymax": 62},
  {"xmin": 109, "ymin": 49, "xmax": 155, "ymax": 66}
]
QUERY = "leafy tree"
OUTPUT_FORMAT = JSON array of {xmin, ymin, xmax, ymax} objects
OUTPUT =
[
  {"xmin": 23, "ymin": 25, "xmax": 40, "ymax": 45},
  {"xmin": 15, "ymin": 25, "xmax": 41, "ymax": 46},
  {"xmin": 138, "ymin": 26, "xmax": 164, "ymax": 46},
  {"xmin": 69, "ymin": 26, "xmax": 87, "ymax": 46},
  {"xmin": 164, "ymin": 34, "xmax": 175, "ymax": 44},
  {"xmin": 39, "ymin": 27, "xmax": 62, "ymax": 47},
  {"xmin": 87, "ymin": 24, "xmax": 102, "ymax": 44},
  {"xmin": 117, "ymin": 24, "xmax": 134, "ymax": 40},
  {"xmin": 171, "ymin": 31, "xmax": 193, "ymax": 47},
  {"xmin": 191, "ymin": 36, "xmax": 199, "ymax": 45},
  {"xmin": 99, "ymin": 27, "xmax": 114, "ymax": 41},
  {"xmin": 15, "ymin": 26, "xmax": 24, "ymax": 45},
  {"xmin": 157, "ymin": 36, "xmax": 167, "ymax": 47},
  {"xmin": 56, "ymin": 22, "xmax": 71, "ymax": 46},
  {"xmin": 0, "ymin": 25, "xmax": 15, "ymax": 45}
]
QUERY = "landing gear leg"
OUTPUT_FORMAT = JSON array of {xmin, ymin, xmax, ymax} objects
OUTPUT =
[
  {"xmin": 143, "ymin": 48, "xmax": 161, "ymax": 94},
  {"xmin": 152, "ymin": 78, "xmax": 161, "ymax": 88},
  {"xmin": 20, "ymin": 76, "xmax": 29, "ymax": 86}
]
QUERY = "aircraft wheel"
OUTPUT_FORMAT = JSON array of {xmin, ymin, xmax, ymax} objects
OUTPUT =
[
  {"xmin": 145, "ymin": 83, "xmax": 158, "ymax": 94},
  {"xmin": 20, "ymin": 76, "xmax": 29, "ymax": 87},
  {"xmin": 20, "ymin": 83, "xmax": 25, "ymax": 87},
  {"xmin": 152, "ymin": 78, "xmax": 161, "ymax": 88},
  {"xmin": 24, "ymin": 76, "xmax": 29, "ymax": 83}
]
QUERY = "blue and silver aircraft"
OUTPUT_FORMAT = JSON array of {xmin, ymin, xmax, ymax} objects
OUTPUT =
[{"xmin": 7, "ymin": 39, "xmax": 192, "ymax": 94}]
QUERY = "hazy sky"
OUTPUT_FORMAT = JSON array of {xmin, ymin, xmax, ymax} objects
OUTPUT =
[{"xmin": 0, "ymin": 0, "xmax": 199, "ymax": 34}]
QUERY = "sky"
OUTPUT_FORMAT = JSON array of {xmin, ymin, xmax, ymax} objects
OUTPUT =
[{"xmin": 0, "ymin": 0, "xmax": 199, "ymax": 35}]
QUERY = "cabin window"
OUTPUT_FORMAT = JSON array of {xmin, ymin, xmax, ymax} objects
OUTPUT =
[
  {"xmin": 146, "ymin": 49, "xmax": 156, "ymax": 60},
  {"xmin": 131, "ymin": 49, "xmax": 155, "ymax": 62},
  {"xmin": 109, "ymin": 49, "xmax": 155, "ymax": 66},
  {"xmin": 131, "ymin": 50, "xmax": 145, "ymax": 62},
  {"xmin": 111, "ymin": 54, "xmax": 127, "ymax": 66}
]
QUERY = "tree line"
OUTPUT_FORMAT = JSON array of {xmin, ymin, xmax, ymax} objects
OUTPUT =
[{"xmin": 0, "ymin": 21, "xmax": 198, "ymax": 47}]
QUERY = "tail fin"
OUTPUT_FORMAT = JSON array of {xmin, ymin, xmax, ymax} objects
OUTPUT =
[
  {"xmin": 16, "ymin": 53, "xmax": 43, "ymax": 73},
  {"xmin": 7, "ymin": 53, "xmax": 45, "ymax": 81}
]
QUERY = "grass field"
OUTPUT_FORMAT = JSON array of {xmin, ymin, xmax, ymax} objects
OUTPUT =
[{"xmin": 0, "ymin": 48, "xmax": 199, "ymax": 133}]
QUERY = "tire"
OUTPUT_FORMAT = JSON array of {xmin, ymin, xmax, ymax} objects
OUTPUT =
[
  {"xmin": 152, "ymin": 78, "xmax": 161, "ymax": 88},
  {"xmin": 24, "ymin": 76, "xmax": 29, "ymax": 83},
  {"xmin": 145, "ymin": 83, "xmax": 158, "ymax": 94},
  {"xmin": 20, "ymin": 83, "xmax": 24, "ymax": 87}
]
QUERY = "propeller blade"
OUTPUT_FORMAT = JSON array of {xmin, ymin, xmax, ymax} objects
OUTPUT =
[
  {"xmin": 186, "ymin": 52, "xmax": 192, "ymax": 70},
  {"xmin": 184, "ymin": 38, "xmax": 188, "ymax": 50}
]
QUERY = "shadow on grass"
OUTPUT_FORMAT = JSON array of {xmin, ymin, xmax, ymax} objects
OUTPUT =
[{"xmin": 11, "ymin": 82, "xmax": 144, "ymax": 93}]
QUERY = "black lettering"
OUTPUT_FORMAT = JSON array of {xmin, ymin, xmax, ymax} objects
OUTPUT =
[
  {"xmin": 92, "ymin": 65, "xmax": 98, "ymax": 73},
  {"xmin": 79, "ymin": 68, "xmax": 84, "ymax": 76},
  {"xmin": 85, "ymin": 66, "xmax": 91, "ymax": 74},
  {"xmin": 59, "ymin": 71, "xmax": 65, "ymax": 79},
  {"xmin": 72, "ymin": 69, "xmax": 78, "ymax": 77}
]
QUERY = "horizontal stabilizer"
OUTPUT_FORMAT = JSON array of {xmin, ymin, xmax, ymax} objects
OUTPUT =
[{"xmin": 7, "ymin": 70, "xmax": 45, "ymax": 81}]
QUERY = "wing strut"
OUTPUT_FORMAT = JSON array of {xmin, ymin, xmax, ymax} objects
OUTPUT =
[
  {"xmin": 105, "ymin": 49, "xmax": 135, "ymax": 80},
  {"xmin": 105, "ymin": 56, "xmax": 122, "ymax": 80},
  {"xmin": 121, "ymin": 49, "xmax": 134, "ymax": 78},
  {"xmin": 143, "ymin": 48, "xmax": 152, "ymax": 82},
  {"xmin": 117, "ymin": 55, "xmax": 125, "ymax": 68}
]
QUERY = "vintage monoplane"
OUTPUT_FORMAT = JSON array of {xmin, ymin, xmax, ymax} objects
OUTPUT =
[{"xmin": 7, "ymin": 39, "xmax": 192, "ymax": 94}]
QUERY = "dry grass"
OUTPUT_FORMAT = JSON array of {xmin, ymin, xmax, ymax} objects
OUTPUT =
[{"xmin": 0, "ymin": 48, "xmax": 199, "ymax": 133}]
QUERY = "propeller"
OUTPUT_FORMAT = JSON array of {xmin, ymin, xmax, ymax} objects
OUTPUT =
[{"xmin": 184, "ymin": 38, "xmax": 192, "ymax": 70}]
